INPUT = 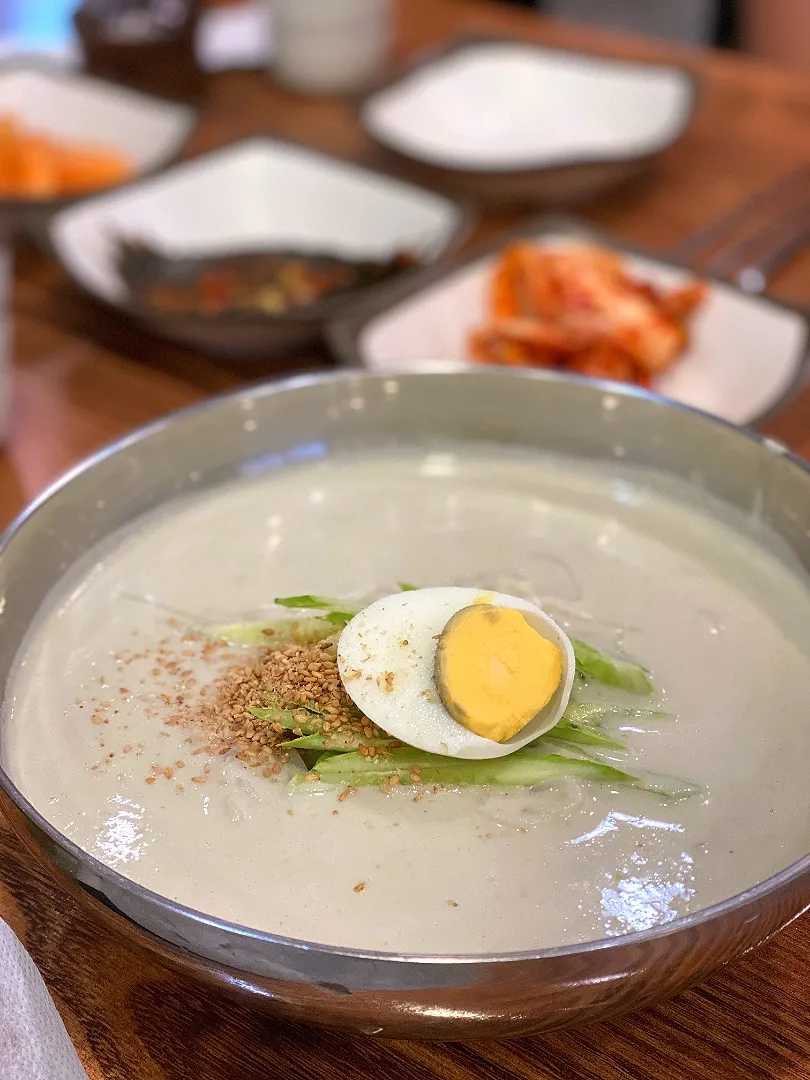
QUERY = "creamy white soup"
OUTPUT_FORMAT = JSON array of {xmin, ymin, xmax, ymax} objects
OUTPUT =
[{"xmin": 3, "ymin": 448, "xmax": 810, "ymax": 954}]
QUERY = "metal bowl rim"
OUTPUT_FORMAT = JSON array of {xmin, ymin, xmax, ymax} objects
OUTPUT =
[{"xmin": 2, "ymin": 364, "xmax": 809, "ymax": 967}]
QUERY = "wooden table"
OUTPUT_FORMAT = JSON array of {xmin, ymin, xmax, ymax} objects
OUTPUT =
[{"xmin": 3, "ymin": 1, "xmax": 810, "ymax": 1076}]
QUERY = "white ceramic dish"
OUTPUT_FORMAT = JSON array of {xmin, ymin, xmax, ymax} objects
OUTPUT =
[
  {"xmin": 0, "ymin": 58, "xmax": 195, "ymax": 229},
  {"xmin": 49, "ymin": 136, "xmax": 469, "ymax": 359},
  {"xmin": 361, "ymin": 40, "xmax": 695, "ymax": 172},
  {"xmin": 328, "ymin": 217, "xmax": 810, "ymax": 427}
]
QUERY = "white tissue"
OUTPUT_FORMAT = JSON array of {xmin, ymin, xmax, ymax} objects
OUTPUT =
[{"xmin": 0, "ymin": 919, "xmax": 89, "ymax": 1080}]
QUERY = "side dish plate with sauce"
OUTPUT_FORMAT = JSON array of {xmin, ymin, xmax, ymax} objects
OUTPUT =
[
  {"xmin": 1, "ymin": 368, "xmax": 810, "ymax": 1040},
  {"xmin": 48, "ymin": 137, "xmax": 471, "ymax": 359}
]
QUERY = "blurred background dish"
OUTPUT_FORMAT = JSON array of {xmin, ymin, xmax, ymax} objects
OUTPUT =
[
  {"xmin": 49, "ymin": 136, "xmax": 471, "ymax": 359},
  {"xmin": 358, "ymin": 37, "xmax": 697, "ymax": 206},
  {"xmin": 0, "ymin": 57, "xmax": 195, "ymax": 235},
  {"xmin": 328, "ymin": 216, "xmax": 810, "ymax": 427},
  {"xmin": 464, "ymin": 239, "xmax": 708, "ymax": 389}
]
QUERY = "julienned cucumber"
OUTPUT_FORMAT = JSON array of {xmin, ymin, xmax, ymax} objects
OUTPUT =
[
  {"xmin": 207, "ymin": 595, "xmax": 688, "ymax": 796},
  {"xmin": 247, "ymin": 705, "xmax": 323, "ymax": 735},
  {"xmin": 209, "ymin": 602, "xmax": 653, "ymax": 695},
  {"xmin": 570, "ymin": 638, "xmax": 653, "ymax": 694},
  {"xmin": 292, "ymin": 748, "xmax": 697, "ymax": 800},
  {"xmin": 542, "ymin": 720, "xmax": 628, "ymax": 752},
  {"xmin": 273, "ymin": 594, "xmax": 360, "ymax": 613},
  {"xmin": 208, "ymin": 618, "xmax": 338, "ymax": 647},
  {"xmin": 285, "ymin": 732, "xmax": 400, "ymax": 752}
]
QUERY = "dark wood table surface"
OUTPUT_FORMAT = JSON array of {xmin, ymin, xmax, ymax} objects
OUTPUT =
[{"xmin": 3, "ymin": 1, "xmax": 810, "ymax": 1076}]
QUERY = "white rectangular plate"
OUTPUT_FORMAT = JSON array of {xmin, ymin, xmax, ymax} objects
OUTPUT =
[
  {"xmin": 0, "ymin": 61, "xmax": 195, "ymax": 176},
  {"xmin": 49, "ymin": 137, "xmax": 466, "ymax": 305},
  {"xmin": 361, "ymin": 41, "xmax": 695, "ymax": 172},
  {"xmin": 332, "ymin": 220, "xmax": 809, "ymax": 427}
]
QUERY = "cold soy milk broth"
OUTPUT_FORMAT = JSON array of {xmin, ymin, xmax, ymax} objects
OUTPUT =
[{"xmin": 4, "ymin": 448, "xmax": 810, "ymax": 954}]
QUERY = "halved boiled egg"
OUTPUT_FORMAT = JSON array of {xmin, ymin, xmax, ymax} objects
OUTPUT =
[{"xmin": 336, "ymin": 587, "xmax": 574, "ymax": 759}]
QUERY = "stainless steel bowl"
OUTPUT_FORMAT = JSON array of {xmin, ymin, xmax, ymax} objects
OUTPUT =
[{"xmin": 2, "ymin": 368, "xmax": 810, "ymax": 1040}]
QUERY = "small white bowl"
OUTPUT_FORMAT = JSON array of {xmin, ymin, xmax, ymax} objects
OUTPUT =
[
  {"xmin": 358, "ymin": 38, "xmax": 696, "ymax": 205},
  {"xmin": 0, "ymin": 58, "xmax": 196, "ymax": 231},
  {"xmin": 327, "ymin": 216, "xmax": 810, "ymax": 427},
  {"xmin": 49, "ymin": 136, "xmax": 470, "ymax": 359}
]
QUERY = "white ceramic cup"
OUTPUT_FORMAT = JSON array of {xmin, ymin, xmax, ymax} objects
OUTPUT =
[{"xmin": 270, "ymin": 0, "xmax": 393, "ymax": 95}]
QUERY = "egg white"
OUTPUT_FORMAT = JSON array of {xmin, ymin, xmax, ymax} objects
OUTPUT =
[{"xmin": 336, "ymin": 587, "xmax": 574, "ymax": 759}]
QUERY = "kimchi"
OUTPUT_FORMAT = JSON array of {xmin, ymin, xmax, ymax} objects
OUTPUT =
[{"xmin": 468, "ymin": 241, "xmax": 706, "ymax": 387}]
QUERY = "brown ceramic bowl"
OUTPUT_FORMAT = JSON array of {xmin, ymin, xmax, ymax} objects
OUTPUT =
[{"xmin": 1, "ymin": 369, "xmax": 809, "ymax": 1040}]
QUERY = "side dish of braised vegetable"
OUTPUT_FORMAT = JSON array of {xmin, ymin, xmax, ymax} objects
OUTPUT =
[{"xmin": 116, "ymin": 239, "xmax": 417, "ymax": 318}]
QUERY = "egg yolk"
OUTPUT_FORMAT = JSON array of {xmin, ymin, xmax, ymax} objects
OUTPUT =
[{"xmin": 435, "ymin": 604, "xmax": 563, "ymax": 743}]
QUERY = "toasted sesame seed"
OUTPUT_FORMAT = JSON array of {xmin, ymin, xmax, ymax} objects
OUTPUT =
[{"xmin": 181, "ymin": 638, "xmax": 384, "ymax": 773}]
